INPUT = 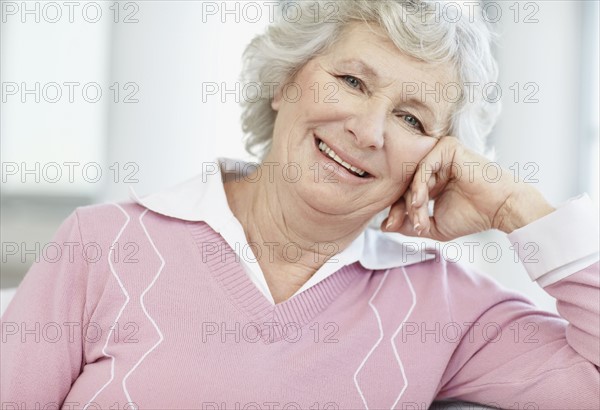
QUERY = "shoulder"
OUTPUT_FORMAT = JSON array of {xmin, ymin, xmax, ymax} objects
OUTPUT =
[
  {"xmin": 396, "ymin": 247, "xmax": 535, "ymax": 321},
  {"xmin": 71, "ymin": 200, "xmax": 192, "ymax": 245},
  {"xmin": 75, "ymin": 200, "xmax": 146, "ymax": 221},
  {"xmin": 74, "ymin": 200, "xmax": 187, "ymax": 226}
]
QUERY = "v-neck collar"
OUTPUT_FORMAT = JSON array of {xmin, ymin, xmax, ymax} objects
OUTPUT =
[{"xmin": 187, "ymin": 221, "xmax": 365, "ymax": 343}]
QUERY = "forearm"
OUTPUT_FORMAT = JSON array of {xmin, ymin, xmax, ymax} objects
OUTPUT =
[
  {"xmin": 507, "ymin": 193, "xmax": 600, "ymax": 364},
  {"xmin": 494, "ymin": 183, "xmax": 556, "ymax": 234}
]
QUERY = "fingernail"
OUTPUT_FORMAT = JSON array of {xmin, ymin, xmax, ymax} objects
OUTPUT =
[
  {"xmin": 385, "ymin": 216, "xmax": 394, "ymax": 230},
  {"xmin": 413, "ymin": 222, "xmax": 421, "ymax": 232},
  {"xmin": 411, "ymin": 192, "xmax": 417, "ymax": 205}
]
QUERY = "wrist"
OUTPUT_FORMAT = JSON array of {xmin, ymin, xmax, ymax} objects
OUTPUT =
[{"xmin": 494, "ymin": 185, "xmax": 556, "ymax": 234}]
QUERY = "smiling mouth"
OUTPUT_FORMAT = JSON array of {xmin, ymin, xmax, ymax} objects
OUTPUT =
[{"xmin": 315, "ymin": 138, "xmax": 371, "ymax": 178}]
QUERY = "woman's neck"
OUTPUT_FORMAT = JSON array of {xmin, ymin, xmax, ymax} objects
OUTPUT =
[{"xmin": 222, "ymin": 164, "xmax": 368, "ymax": 303}]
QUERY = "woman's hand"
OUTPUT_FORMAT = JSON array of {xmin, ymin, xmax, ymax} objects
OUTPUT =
[{"xmin": 382, "ymin": 136, "xmax": 556, "ymax": 241}]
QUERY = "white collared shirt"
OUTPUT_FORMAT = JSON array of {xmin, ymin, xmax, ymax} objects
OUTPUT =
[{"xmin": 130, "ymin": 157, "xmax": 599, "ymax": 304}]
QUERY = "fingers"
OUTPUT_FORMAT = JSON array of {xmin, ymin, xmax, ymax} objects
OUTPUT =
[
  {"xmin": 408, "ymin": 166, "xmax": 435, "ymax": 236},
  {"xmin": 383, "ymin": 200, "xmax": 441, "ymax": 240},
  {"xmin": 407, "ymin": 137, "xmax": 457, "ymax": 235},
  {"xmin": 384, "ymin": 177, "xmax": 434, "ymax": 235},
  {"xmin": 383, "ymin": 192, "xmax": 430, "ymax": 236},
  {"xmin": 382, "ymin": 196, "xmax": 408, "ymax": 231},
  {"xmin": 410, "ymin": 175, "xmax": 438, "ymax": 235},
  {"xmin": 393, "ymin": 212, "xmax": 439, "ymax": 239},
  {"xmin": 414, "ymin": 136, "xmax": 458, "ymax": 194}
]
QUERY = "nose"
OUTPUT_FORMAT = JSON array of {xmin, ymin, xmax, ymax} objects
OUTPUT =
[{"xmin": 344, "ymin": 100, "xmax": 386, "ymax": 150}]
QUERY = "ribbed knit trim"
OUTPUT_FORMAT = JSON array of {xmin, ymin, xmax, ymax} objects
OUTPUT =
[{"xmin": 186, "ymin": 221, "xmax": 364, "ymax": 343}]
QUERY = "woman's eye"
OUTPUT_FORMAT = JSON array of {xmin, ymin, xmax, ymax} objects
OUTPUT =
[
  {"xmin": 342, "ymin": 75, "xmax": 362, "ymax": 89},
  {"xmin": 401, "ymin": 114, "xmax": 425, "ymax": 133}
]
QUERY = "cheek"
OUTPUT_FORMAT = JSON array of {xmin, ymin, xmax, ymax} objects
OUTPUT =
[{"xmin": 388, "ymin": 139, "xmax": 437, "ymax": 186}]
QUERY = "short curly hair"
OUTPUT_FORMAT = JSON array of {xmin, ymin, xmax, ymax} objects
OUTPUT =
[{"xmin": 240, "ymin": 0, "xmax": 501, "ymax": 160}]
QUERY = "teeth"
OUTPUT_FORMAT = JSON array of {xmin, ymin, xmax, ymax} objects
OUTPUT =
[{"xmin": 318, "ymin": 140, "xmax": 367, "ymax": 177}]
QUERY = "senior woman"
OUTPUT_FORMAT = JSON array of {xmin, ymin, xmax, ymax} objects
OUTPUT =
[{"xmin": 2, "ymin": 0, "xmax": 599, "ymax": 409}]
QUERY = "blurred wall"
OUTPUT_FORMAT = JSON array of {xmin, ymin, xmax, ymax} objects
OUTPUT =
[
  {"xmin": 103, "ymin": 0, "xmax": 264, "ymax": 202},
  {"xmin": 1, "ymin": 0, "xmax": 112, "ymax": 287}
]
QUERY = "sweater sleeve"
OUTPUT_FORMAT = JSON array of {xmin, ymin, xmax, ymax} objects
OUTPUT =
[
  {"xmin": 435, "ymin": 195, "xmax": 600, "ymax": 409},
  {"xmin": 1, "ymin": 210, "xmax": 89, "ymax": 407}
]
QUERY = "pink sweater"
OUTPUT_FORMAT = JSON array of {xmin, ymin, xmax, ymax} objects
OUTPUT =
[{"xmin": 1, "ymin": 201, "xmax": 599, "ymax": 409}]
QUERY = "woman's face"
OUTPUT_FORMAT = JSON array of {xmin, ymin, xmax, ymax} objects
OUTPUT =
[{"xmin": 265, "ymin": 22, "xmax": 457, "ymax": 219}]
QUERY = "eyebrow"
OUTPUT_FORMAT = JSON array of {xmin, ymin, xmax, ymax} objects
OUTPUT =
[
  {"xmin": 337, "ymin": 58, "xmax": 449, "ymax": 136},
  {"xmin": 338, "ymin": 58, "xmax": 380, "ymax": 79}
]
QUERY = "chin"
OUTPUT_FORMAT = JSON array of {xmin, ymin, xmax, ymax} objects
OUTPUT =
[{"xmin": 290, "ymin": 171, "xmax": 364, "ymax": 216}]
